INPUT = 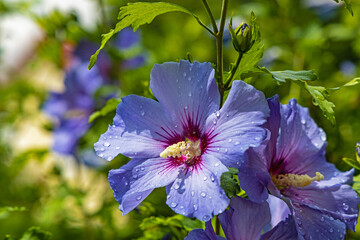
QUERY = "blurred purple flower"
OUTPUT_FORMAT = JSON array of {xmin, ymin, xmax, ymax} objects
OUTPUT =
[
  {"xmin": 357, "ymin": 142, "xmax": 360, "ymax": 159},
  {"xmin": 238, "ymin": 96, "xmax": 360, "ymax": 239},
  {"xmin": 185, "ymin": 196, "xmax": 298, "ymax": 240},
  {"xmin": 95, "ymin": 60, "xmax": 270, "ymax": 221},
  {"xmin": 43, "ymin": 61, "xmax": 103, "ymax": 155}
]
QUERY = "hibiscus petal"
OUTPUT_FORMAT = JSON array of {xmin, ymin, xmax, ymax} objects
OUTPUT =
[
  {"xmin": 292, "ymin": 202, "xmax": 347, "ymax": 240},
  {"xmin": 286, "ymin": 184, "xmax": 360, "ymax": 231},
  {"xmin": 275, "ymin": 99, "xmax": 328, "ymax": 175},
  {"xmin": 238, "ymin": 167, "xmax": 269, "ymax": 203},
  {"xmin": 95, "ymin": 95, "xmax": 182, "ymax": 160},
  {"xmin": 205, "ymin": 80, "xmax": 269, "ymax": 168},
  {"xmin": 260, "ymin": 215, "xmax": 298, "ymax": 240},
  {"xmin": 150, "ymin": 60, "xmax": 220, "ymax": 133},
  {"xmin": 165, "ymin": 154, "xmax": 229, "ymax": 221},
  {"xmin": 267, "ymin": 195, "xmax": 291, "ymax": 228},
  {"xmin": 229, "ymin": 197, "xmax": 271, "ymax": 240},
  {"xmin": 185, "ymin": 229, "xmax": 213, "ymax": 240}
]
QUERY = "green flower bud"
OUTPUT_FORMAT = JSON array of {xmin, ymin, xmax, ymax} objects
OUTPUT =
[{"xmin": 229, "ymin": 21, "xmax": 254, "ymax": 53}]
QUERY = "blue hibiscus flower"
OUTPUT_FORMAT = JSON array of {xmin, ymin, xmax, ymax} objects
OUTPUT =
[
  {"xmin": 95, "ymin": 60, "xmax": 270, "ymax": 221},
  {"xmin": 238, "ymin": 95, "xmax": 360, "ymax": 239},
  {"xmin": 186, "ymin": 196, "xmax": 298, "ymax": 240}
]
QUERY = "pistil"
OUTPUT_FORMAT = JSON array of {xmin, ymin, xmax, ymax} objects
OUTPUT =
[
  {"xmin": 271, "ymin": 172, "xmax": 324, "ymax": 189},
  {"xmin": 160, "ymin": 139, "xmax": 201, "ymax": 161}
]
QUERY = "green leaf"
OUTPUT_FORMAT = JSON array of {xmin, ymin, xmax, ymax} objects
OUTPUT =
[
  {"xmin": 328, "ymin": 77, "xmax": 360, "ymax": 91},
  {"xmin": 263, "ymin": 69, "xmax": 318, "ymax": 84},
  {"xmin": 220, "ymin": 168, "xmax": 240, "ymax": 199},
  {"xmin": 295, "ymin": 81, "xmax": 336, "ymax": 125},
  {"xmin": 334, "ymin": 0, "xmax": 353, "ymax": 16},
  {"xmin": 352, "ymin": 174, "xmax": 360, "ymax": 195},
  {"xmin": 139, "ymin": 215, "xmax": 203, "ymax": 239},
  {"xmin": 88, "ymin": 98, "xmax": 121, "ymax": 123},
  {"xmin": 343, "ymin": 142, "xmax": 360, "ymax": 169},
  {"xmin": 343, "ymin": 157, "xmax": 360, "ymax": 170},
  {"xmin": 20, "ymin": 227, "xmax": 52, "ymax": 240},
  {"xmin": 0, "ymin": 206, "xmax": 26, "ymax": 214},
  {"xmin": 89, "ymin": 2, "xmax": 199, "ymax": 69}
]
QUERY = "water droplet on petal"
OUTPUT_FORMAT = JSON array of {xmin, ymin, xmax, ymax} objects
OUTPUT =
[
  {"xmin": 171, "ymin": 202, "xmax": 177, "ymax": 208},
  {"xmin": 188, "ymin": 92, "xmax": 192, "ymax": 97},
  {"xmin": 107, "ymin": 156, "xmax": 112, "ymax": 161},
  {"xmin": 329, "ymin": 228, "xmax": 334, "ymax": 233},
  {"xmin": 99, "ymin": 154, "xmax": 104, "ymax": 157},
  {"xmin": 188, "ymin": 77, "xmax": 191, "ymax": 81},
  {"xmin": 124, "ymin": 181, "xmax": 128, "ymax": 186},
  {"xmin": 203, "ymin": 215, "xmax": 210, "ymax": 221},
  {"xmin": 224, "ymin": 148, "xmax": 228, "ymax": 153},
  {"xmin": 167, "ymin": 195, "xmax": 170, "ymax": 199},
  {"xmin": 203, "ymin": 176, "xmax": 207, "ymax": 181},
  {"xmin": 201, "ymin": 192, "xmax": 206, "ymax": 198},
  {"xmin": 320, "ymin": 216, "xmax": 325, "ymax": 222},
  {"xmin": 228, "ymin": 139, "xmax": 232, "ymax": 143},
  {"xmin": 301, "ymin": 118, "xmax": 306, "ymax": 124},
  {"xmin": 226, "ymin": 113, "xmax": 229, "ymax": 117},
  {"xmin": 342, "ymin": 203, "xmax": 349, "ymax": 211},
  {"xmin": 216, "ymin": 111, "xmax": 220, "ymax": 118},
  {"xmin": 211, "ymin": 176, "xmax": 215, "ymax": 182},
  {"xmin": 191, "ymin": 191, "xmax": 195, "ymax": 197},
  {"xmin": 213, "ymin": 119, "xmax": 217, "ymax": 125},
  {"xmin": 183, "ymin": 72, "xmax": 187, "ymax": 77},
  {"xmin": 140, "ymin": 110, "xmax": 145, "ymax": 116},
  {"xmin": 235, "ymin": 141, "xmax": 240, "ymax": 145},
  {"xmin": 103, "ymin": 142, "xmax": 110, "ymax": 147},
  {"xmin": 141, "ymin": 167, "xmax": 145, "ymax": 171},
  {"xmin": 214, "ymin": 163, "xmax": 219, "ymax": 167},
  {"xmin": 193, "ymin": 204, "xmax": 198, "ymax": 210},
  {"xmin": 185, "ymin": 106, "xmax": 188, "ymax": 110},
  {"xmin": 136, "ymin": 195, "xmax": 142, "ymax": 201},
  {"xmin": 174, "ymin": 183, "xmax": 180, "ymax": 190},
  {"xmin": 115, "ymin": 146, "xmax": 120, "ymax": 150}
]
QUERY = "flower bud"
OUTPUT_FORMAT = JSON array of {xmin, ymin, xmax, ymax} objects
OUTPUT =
[{"xmin": 229, "ymin": 21, "xmax": 254, "ymax": 53}]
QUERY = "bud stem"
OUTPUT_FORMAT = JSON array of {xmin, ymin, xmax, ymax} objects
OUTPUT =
[
  {"xmin": 217, "ymin": 0, "xmax": 228, "ymax": 107},
  {"xmin": 201, "ymin": 0, "xmax": 218, "ymax": 33},
  {"xmin": 224, "ymin": 52, "xmax": 243, "ymax": 90}
]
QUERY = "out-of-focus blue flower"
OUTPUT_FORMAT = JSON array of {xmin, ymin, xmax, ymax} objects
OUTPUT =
[
  {"xmin": 340, "ymin": 61, "xmax": 357, "ymax": 77},
  {"xmin": 43, "ymin": 61, "xmax": 103, "ymax": 155},
  {"xmin": 304, "ymin": 0, "xmax": 339, "ymax": 21},
  {"xmin": 238, "ymin": 96, "xmax": 360, "ymax": 239},
  {"xmin": 95, "ymin": 60, "xmax": 270, "ymax": 221},
  {"xmin": 185, "ymin": 196, "xmax": 298, "ymax": 240},
  {"xmin": 114, "ymin": 27, "xmax": 140, "ymax": 50},
  {"xmin": 357, "ymin": 142, "xmax": 360, "ymax": 159}
]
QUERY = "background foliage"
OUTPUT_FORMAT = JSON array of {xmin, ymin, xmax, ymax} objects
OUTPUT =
[{"xmin": 0, "ymin": 0, "xmax": 359, "ymax": 239}]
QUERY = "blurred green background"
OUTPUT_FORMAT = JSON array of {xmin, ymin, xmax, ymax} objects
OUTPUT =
[{"xmin": 0, "ymin": 0, "xmax": 359, "ymax": 239}]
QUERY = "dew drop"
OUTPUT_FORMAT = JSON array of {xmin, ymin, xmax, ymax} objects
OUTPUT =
[
  {"xmin": 140, "ymin": 110, "xmax": 145, "ymax": 116},
  {"xmin": 211, "ymin": 176, "xmax": 215, "ymax": 182},
  {"xmin": 203, "ymin": 215, "xmax": 210, "ymax": 221},
  {"xmin": 135, "ymin": 168, "xmax": 139, "ymax": 172},
  {"xmin": 224, "ymin": 148, "xmax": 228, "ymax": 153},
  {"xmin": 191, "ymin": 191, "xmax": 195, "ymax": 197},
  {"xmin": 226, "ymin": 113, "xmax": 229, "ymax": 117},
  {"xmin": 193, "ymin": 204, "xmax": 198, "ymax": 210},
  {"xmin": 107, "ymin": 156, "xmax": 112, "ymax": 161},
  {"xmin": 136, "ymin": 195, "xmax": 142, "ymax": 201},
  {"xmin": 103, "ymin": 142, "xmax": 110, "ymax": 147},
  {"xmin": 188, "ymin": 77, "xmax": 191, "ymax": 81},
  {"xmin": 214, "ymin": 163, "xmax": 219, "ymax": 167},
  {"xmin": 203, "ymin": 176, "xmax": 208, "ymax": 181},
  {"xmin": 301, "ymin": 118, "xmax": 306, "ymax": 124},
  {"xmin": 183, "ymin": 72, "xmax": 187, "ymax": 77},
  {"xmin": 99, "ymin": 154, "xmax": 104, "ymax": 157},
  {"xmin": 228, "ymin": 139, "xmax": 232, "ymax": 142},
  {"xmin": 329, "ymin": 228, "xmax": 333, "ymax": 233},
  {"xmin": 201, "ymin": 192, "xmax": 206, "ymax": 198},
  {"xmin": 174, "ymin": 183, "xmax": 180, "ymax": 190},
  {"xmin": 185, "ymin": 106, "xmax": 188, "ymax": 110},
  {"xmin": 216, "ymin": 111, "xmax": 220, "ymax": 118},
  {"xmin": 188, "ymin": 92, "xmax": 192, "ymax": 97},
  {"xmin": 342, "ymin": 203, "xmax": 349, "ymax": 211},
  {"xmin": 175, "ymin": 124, "xmax": 178, "ymax": 128},
  {"xmin": 167, "ymin": 195, "xmax": 171, "ymax": 199},
  {"xmin": 115, "ymin": 146, "xmax": 120, "ymax": 150},
  {"xmin": 124, "ymin": 181, "xmax": 128, "ymax": 186},
  {"xmin": 171, "ymin": 202, "xmax": 177, "ymax": 208},
  {"xmin": 218, "ymin": 209, "xmax": 223, "ymax": 214},
  {"xmin": 320, "ymin": 216, "xmax": 325, "ymax": 222},
  {"xmin": 254, "ymin": 136, "xmax": 261, "ymax": 141},
  {"xmin": 235, "ymin": 141, "xmax": 240, "ymax": 145},
  {"xmin": 213, "ymin": 119, "xmax": 217, "ymax": 125},
  {"xmin": 140, "ymin": 167, "xmax": 145, "ymax": 171}
]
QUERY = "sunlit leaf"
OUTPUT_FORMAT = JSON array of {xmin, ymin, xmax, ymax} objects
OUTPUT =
[
  {"xmin": 220, "ymin": 168, "xmax": 240, "ymax": 199},
  {"xmin": 89, "ymin": 2, "xmax": 199, "ymax": 69},
  {"xmin": 20, "ymin": 227, "xmax": 52, "ymax": 240}
]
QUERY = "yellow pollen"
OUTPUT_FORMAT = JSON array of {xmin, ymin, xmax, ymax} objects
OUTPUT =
[
  {"xmin": 160, "ymin": 139, "xmax": 201, "ymax": 160},
  {"xmin": 271, "ymin": 172, "xmax": 324, "ymax": 189}
]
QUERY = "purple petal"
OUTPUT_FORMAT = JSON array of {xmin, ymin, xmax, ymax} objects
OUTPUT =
[
  {"xmin": 229, "ymin": 197, "xmax": 271, "ymax": 240},
  {"xmin": 260, "ymin": 215, "xmax": 298, "ymax": 240},
  {"xmin": 292, "ymin": 202, "xmax": 347, "ymax": 240},
  {"xmin": 108, "ymin": 158, "xmax": 156, "ymax": 214},
  {"xmin": 150, "ymin": 60, "xmax": 220, "ymax": 134},
  {"xmin": 238, "ymin": 167, "xmax": 269, "ymax": 203},
  {"xmin": 185, "ymin": 229, "xmax": 213, "ymax": 240},
  {"xmin": 166, "ymin": 154, "xmax": 229, "ymax": 221},
  {"xmin": 205, "ymin": 80, "xmax": 270, "ymax": 168},
  {"xmin": 267, "ymin": 195, "xmax": 291, "ymax": 228},
  {"xmin": 274, "ymin": 99, "xmax": 327, "ymax": 176},
  {"xmin": 43, "ymin": 92, "xmax": 69, "ymax": 119},
  {"xmin": 94, "ymin": 95, "xmax": 182, "ymax": 161},
  {"xmin": 286, "ymin": 184, "xmax": 360, "ymax": 231}
]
